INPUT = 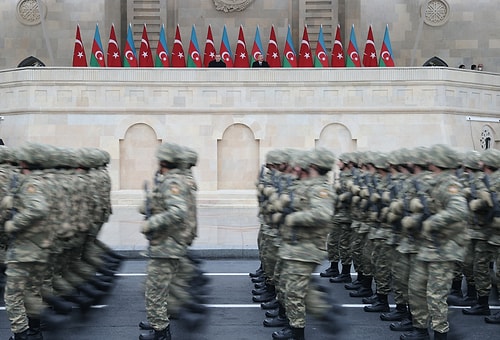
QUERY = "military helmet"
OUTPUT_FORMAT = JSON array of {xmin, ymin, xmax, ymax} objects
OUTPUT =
[
  {"xmin": 265, "ymin": 149, "xmax": 290, "ymax": 165},
  {"xmin": 289, "ymin": 150, "xmax": 311, "ymax": 170},
  {"xmin": 77, "ymin": 147, "xmax": 103, "ymax": 169},
  {"xmin": 372, "ymin": 152, "xmax": 389, "ymax": 169},
  {"xmin": 156, "ymin": 142, "xmax": 181, "ymax": 164},
  {"xmin": 338, "ymin": 152, "xmax": 351, "ymax": 164},
  {"xmin": 411, "ymin": 146, "xmax": 430, "ymax": 167},
  {"xmin": 15, "ymin": 143, "xmax": 57, "ymax": 168},
  {"xmin": 182, "ymin": 146, "xmax": 198, "ymax": 167},
  {"xmin": 0, "ymin": 146, "xmax": 11, "ymax": 164},
  {"xmin": 480, "ymin": 148, "xmax": 500, "ymax": 169},
  {"xmin": 310, "ymin": 147, "xmax": 335, "ymax": 171},
  {"xmin": 462, "ymin": 150, "xmax": 481, "ymax": 170},
  {"xmin": 428, "ymin": 144, "xmax": 459, "ymax": 169}
]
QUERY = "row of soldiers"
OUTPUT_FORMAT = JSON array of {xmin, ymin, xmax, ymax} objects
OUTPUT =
[
  {"xmin": 252, "ymin": 144, "xmax": 500, "ymax": 340},
  {"xmin": 0, "ymin": 143, "xmax": 125, "ymax": 340}
]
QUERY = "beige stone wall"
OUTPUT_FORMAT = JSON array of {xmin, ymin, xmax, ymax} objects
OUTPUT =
[
  {"xmin": 1, "ymin": 1, "xmax": 500, "ymax": 72},
  {"xmin": 1, "ymin": 67, "xmax": 499, "ymax": 197}
]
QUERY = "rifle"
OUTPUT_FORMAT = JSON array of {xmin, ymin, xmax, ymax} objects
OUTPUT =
[
  {"xmin": 281, "ymin": 176, "xmax": 296, "ymax": 244},
  {"xmin": 413, "ymin": 179, "xmax": 440, "ymax": 250},
  {"xmin": 482, "ymin": 174, "xmax": 500, "ymax": 223},
  {"xmin": 6, "ymin": 173, "xmax": 19, "ymax": 220},
  {"xmin": 469, "ymin": 172, "xmax": 479, "ymax": 225},
  {"xmin": 143, "ymin": 180, "xmax": 152, "ymax": 220}
]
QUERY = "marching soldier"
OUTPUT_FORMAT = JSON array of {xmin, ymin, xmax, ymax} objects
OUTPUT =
[
  {"xmin": 401, "ymin": 144, "xmax": 469, "ymax": 340},
  {"xmin": 138, "ymin": 142, "xmax": 195, "ymax": 340},
  {"xmin": 272, "ymin": 148, "xmax": 338, "ymax": 340}
]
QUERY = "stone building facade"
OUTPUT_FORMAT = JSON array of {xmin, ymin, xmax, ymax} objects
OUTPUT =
[
  {"xmin": 1, "ymin": 0, "xmax": 499, "ymax": 251},
  {"xmin": 1, "ymin": 0, "xmax": 499, "ymax": 71}
]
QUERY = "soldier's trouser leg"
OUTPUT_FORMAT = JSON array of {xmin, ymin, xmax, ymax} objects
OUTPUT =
[
  {"xmin": 326, "ymin": 229, "xmax": 341, "ymax": 263},
  {"xmin": 373, "ymin": 239, "xmax": 392, "ymax": 295},
  {"xmin": 281, "ymin": 259, "xmax": 316, "ymax": 328},
  {"xmin": 262, "ymin": 237, "xmax": 279, "ymax": 284},
  {"xmin": 274, "ymin": 258, "xmax": 284, "ymax": 304},
  {"xmin": 5, "ymin": 262, "xmax": 46, "ymax": 334},
  {"xmin": 339, "ymin": 222, "xmax": 353, "ymax": 266},
  {"xmin": 350, "ymin": 223, "xmax": 363, "ymax": 270},
  {"xmin": 145, "ymin": 258, "xmax": 179, "ymax": 331},
  {"xmin": 361, "ymin": 235, "xmax": 374, "ymax": 277},
  {"xmin": 393, "ymin": 250, "xmax": 410, "ymax": 306},
  {"xmin": 473, "ymin": 239, "xmax": 496, "ymax": 297},
  {"xmin": 167, "ymin": 256, "xmax": 193, "ymax": 316},
  {"xmin": 409, "ymin": 259, "xmax": 454, "ymax": 333}
]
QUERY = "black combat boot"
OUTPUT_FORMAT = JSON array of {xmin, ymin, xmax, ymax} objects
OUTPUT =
[
  {"xmin": 254, "ymin": 281, "xmax": 266, "ymax": 289},
  {"xmin": 249, "ymin": 264, "xmax": 263, "ymax": 277},
  {"xmin": 272, "ymin": 326, "xmax": 293, "ymax": 339},
  {"xmin": 400, "ymin": 327, "xmax": 430, "ymax": 340},
  {"xmin": 329, "ymin": 263, "xmax": 352, "ymax": 283},
  {"xmin": 350, "ymin": 275, "xmax": 373, "ymax": 298},
  {"xmin": 446, "ymin": 278, "xmax": 463, "ymax": 305},
  {"xmin": 261, "ymin": 299, "xmax": 279, "ymax": 310},
  {"xmin": 434, "ymin": 330, "xmax": 447, "ymax": 340},
  {"xmin": 390, "ymin": 318, "xmax": 413, "ymax": 332},
  {"xmin": 8, "ymin": 329, "xmax": 29, "ymax": 340},
  {"xmin": 139, "ymin": 321, "xmax": 153, "ymax": 330},
  {"xmin": 461, "ymin": 284, "xmax": 478, "ymax": 306},
  {"xmin": 139, "ymin": 325, "xmax": 171, "ymax": 340},
  {"xmin": 88, "ymin": 275, "xmax": 114, "ymax": 292},
  {"xmin": 320, "ymin": 262, "xmax": 339, "ymax": 278},
  {"xmin": 27, "ymin": 318, "xmax": 43, "ymax": 340},
  {"xmin": 266, "ymin": 308, "xmax": 279, "ymax": 318},
  {"xmin": 252, "ymin": 283, "xmax": 273, "ymax": 295},
  {"xmin": 362, "ymin": 292, "xmax": 378, "ymax": 304},
  {"xmin": 364, "ymin": 293, "xmax": 390, "ymax": 312},
  {"xmin": 345, "ymin": 272, "xmax": 363, "ymax": 290},
  {"xmin": 253, "ymin": 284, "xmax": 276, "ymax": 303},
  {"xmin": 462, "ymin": 295, "xmax": 490, "ymax": 315},
  {"xmin": 263, "ymin": 302, "xmax": 288, "ymax": 327},
  {"xmin": 380, "ymin": 303, "xmax": 409, "ymax": 321},
  {"xmin": 485, "ymin": 311, "xmax": 500, "ymax": 324},
  {"xmin": 251, "ymin": 275, "xmax": 265, "ymax": 284}
]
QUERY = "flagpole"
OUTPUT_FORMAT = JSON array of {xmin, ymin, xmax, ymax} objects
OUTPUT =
[{"xmin": 36, "ymin": 0, "xmax": 54, "ymax": 65}]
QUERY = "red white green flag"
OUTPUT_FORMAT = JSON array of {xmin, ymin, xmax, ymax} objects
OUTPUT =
[
  {"xmin": 379, "ymin": 25, "xmax": 395, "ymax": 67},
  {"xmin": 123, "ymin": 23, "xmax": 138, "ymax": 67},
  {"xmin": 90, "ymin": 24, "xmax": 105, "ymax": 67},
  {"xmin": 187, "ymin": 25, "xmax": 202, "ymax": 67},
  {"xmin": 282, "ymin": 25, "xmax": 297, "ymax": 68},
  {"xmin": 314, "ymin": 25, "xmax": 329, "ymax": 67},
  {"xmin": 155, "ymin": 24, "xmax": 170, "ymax": 67},
  {"xmin": 346, "ymin": 25, "xmax": 361, "ymax": 67}
]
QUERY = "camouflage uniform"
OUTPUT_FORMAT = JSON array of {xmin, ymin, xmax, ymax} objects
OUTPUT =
[
  {"xmin": 328, "ymin": 161, "xmax": 354, "ymax": 282},
  {"xmin": 3, "ymin": 144, "xmax": 58, "ymax": 337},
  {"xmin": 140, "ymin": 143, "xmax": 193, "ymax": 340},
  {"xmin": 273, "ymin": 148, "xmax": 336, "ymax": 340},
  {"xmin": 402, "ymin": 144, "xmax": 469, "ymax": 339}
]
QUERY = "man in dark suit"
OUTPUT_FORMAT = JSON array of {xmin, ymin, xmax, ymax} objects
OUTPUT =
[
  {"xmin": 252, "ymin": 53, "xmax": 269, "ymax": 68},
  {"xmin": 208, "ymin": 54, "xmax": 226, "ymax": 68}
]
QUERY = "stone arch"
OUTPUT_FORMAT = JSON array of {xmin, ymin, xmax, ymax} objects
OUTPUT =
[
  {"xmin": 217, "ymin": 123, "xmax": 259, "ymax": 190},
  {"xmin": 315, "ymin": 123, "xmax": 357, "ymax": 153},
  {"xmin": 119, "ymin": 123, "xmax": 161, "ymax": 189}
]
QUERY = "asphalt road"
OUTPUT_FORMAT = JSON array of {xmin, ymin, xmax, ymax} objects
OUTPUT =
[{"xmin": 0, "ymin": 259, "xmax": 498, "ymax": 340}]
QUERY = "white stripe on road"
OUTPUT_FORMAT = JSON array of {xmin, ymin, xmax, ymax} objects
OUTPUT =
[{"xmin": 117, "ymin": 272, "xmax": 322, "ymax": 277}]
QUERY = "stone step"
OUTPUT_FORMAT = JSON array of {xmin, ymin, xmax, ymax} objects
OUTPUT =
[{"xmin": 111, "ymin": 190, "xmax": 258, "ymax": 207}]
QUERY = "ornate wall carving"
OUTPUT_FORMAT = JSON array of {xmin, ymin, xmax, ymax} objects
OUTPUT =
[{"xmin": 213, "ymin": 0, "xmax": 255, "ymax": 12}]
